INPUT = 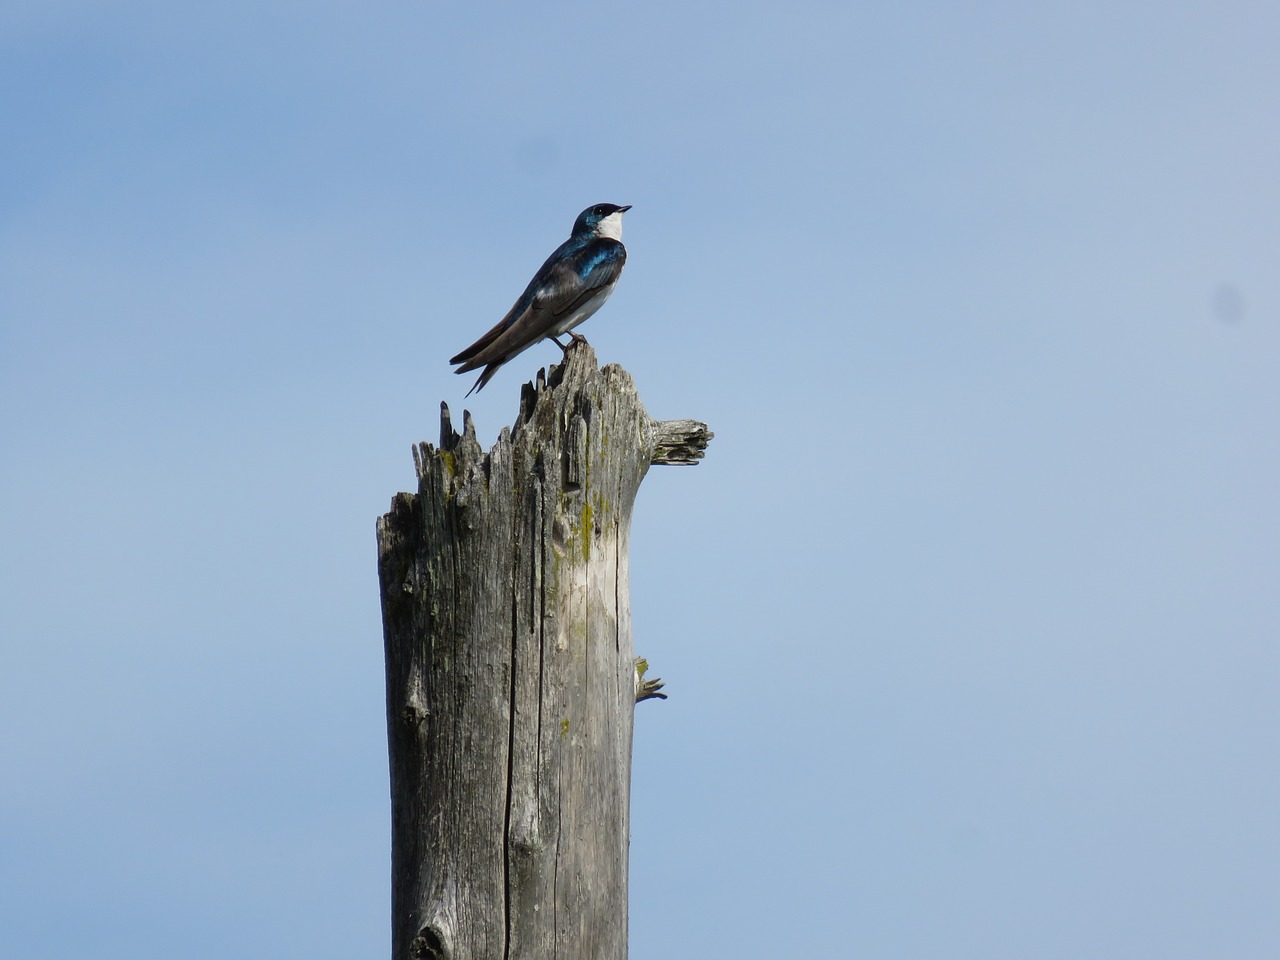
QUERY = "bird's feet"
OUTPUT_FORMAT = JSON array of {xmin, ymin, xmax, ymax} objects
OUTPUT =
[{"xmin": 552, "ymin": 332, "xmax": 590, "ymax": 355}]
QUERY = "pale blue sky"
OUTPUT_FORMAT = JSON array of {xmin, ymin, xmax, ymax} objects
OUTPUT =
[{"xmin": 3, "ymin": 2, "xmax": 1278, "ymax": 958}]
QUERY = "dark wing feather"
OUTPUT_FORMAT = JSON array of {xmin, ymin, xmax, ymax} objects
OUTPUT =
[
  {"xmin": 540, "ymin": 239, "xmax": 627, "ymax": 320},
  {"xmin": 448, "ymin": 306, "xmax": 521, "ymax": 367}
]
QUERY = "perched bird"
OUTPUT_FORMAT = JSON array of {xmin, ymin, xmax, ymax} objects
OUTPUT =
[{"xmin": 450, "ymin": 202, "xmax": 631, "ymax": 395}]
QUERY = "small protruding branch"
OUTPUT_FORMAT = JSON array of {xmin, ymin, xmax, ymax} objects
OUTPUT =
[
  {"xmin": 651, "ymin": 419, "xmax": 714, "ymax": 466},
  {"xmin": 634, "ymin": 657, "xmax": 667, "ymax": 703}
]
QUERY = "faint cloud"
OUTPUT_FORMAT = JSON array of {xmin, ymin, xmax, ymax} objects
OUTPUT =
[{"xmin": 1210, "ymin": 283, "xmax": 1245, "ymax": 324}]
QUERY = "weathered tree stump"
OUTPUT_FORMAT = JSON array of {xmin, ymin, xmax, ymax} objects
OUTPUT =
[{"xmin": 376, "ymin": 345, "xmax": 711, "ymax": 960}]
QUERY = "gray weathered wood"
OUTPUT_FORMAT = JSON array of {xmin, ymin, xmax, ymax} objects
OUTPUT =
[{"xmin": 376, "ymin": 345, "xmax": 711, "ymax": 960}]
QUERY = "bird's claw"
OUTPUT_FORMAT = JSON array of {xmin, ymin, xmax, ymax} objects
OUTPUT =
[{"xmin": 553, "ymin": 332, "xmax": 590, "ymax": 355}]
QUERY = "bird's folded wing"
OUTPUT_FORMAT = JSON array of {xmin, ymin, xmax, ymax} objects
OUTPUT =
[{"xmin": 452, "ymin": 240, "xmax": 625, "ymax": 370}]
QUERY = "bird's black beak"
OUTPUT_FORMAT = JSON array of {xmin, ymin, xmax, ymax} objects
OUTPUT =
[{"xmin": 618, "ymin": 204, "xmax": 632, "ymax": 213}]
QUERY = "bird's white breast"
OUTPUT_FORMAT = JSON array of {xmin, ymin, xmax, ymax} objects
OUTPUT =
[{"xmin": 596, "ymin": 210, "xmax": 625, "ymax": 241}]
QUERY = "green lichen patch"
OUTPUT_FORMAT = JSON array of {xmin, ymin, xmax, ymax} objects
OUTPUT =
[{"xmin": 580, "ymin": 500, "xmax": 594, "ymax": 562}]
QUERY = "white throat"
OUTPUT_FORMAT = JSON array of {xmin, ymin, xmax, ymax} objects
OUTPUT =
[{"xmin": 596, "ymin": 210, "xmax": 625, "ymax": 241}]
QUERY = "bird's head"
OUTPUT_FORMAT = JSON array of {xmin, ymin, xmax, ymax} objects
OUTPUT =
[{"xmin": 573, "ymin": 203, "xmax": 631, "ymax": 240}]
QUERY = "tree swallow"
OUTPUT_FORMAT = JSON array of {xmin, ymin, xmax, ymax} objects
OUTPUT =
[{"xmin": 450, "ymin": 202, "xmax": 631, "ymax": 396}]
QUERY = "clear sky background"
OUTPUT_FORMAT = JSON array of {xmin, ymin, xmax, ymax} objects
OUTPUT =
[{"xmin": 2, "ymin": 2, "xmax": 1277, "ymax": 958}]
